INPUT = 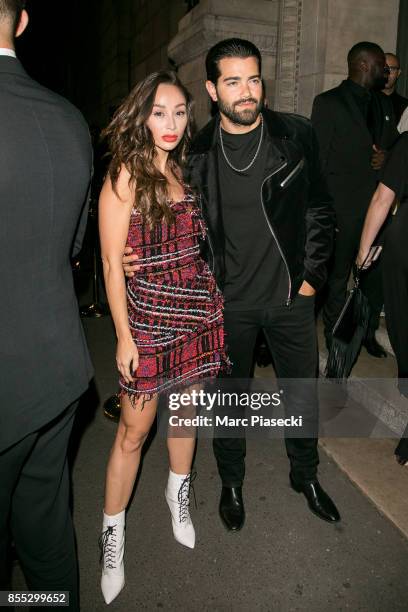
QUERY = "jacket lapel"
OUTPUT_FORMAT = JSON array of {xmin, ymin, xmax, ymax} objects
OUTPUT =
[
  {"xmin": 185, "ymin": 125, "xmax": 224, "ymax": 251},
  {"xmin": 370, "ymin": 92, "xmax": 398, "ymax": 148},
  {"xmin": 338, "ymin": 81, "xmax": 372, "ymax": 145}
]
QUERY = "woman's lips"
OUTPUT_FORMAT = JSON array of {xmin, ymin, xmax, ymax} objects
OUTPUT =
[{"xmin": 162, "ymin": 135, "xmax": 178, "ymax": 142}]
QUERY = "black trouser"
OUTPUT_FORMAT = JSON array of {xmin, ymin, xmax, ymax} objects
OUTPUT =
[
  {"xmin": 323, "ymin": 214, "xmax": 383, "ymax": 343},
  {"xmin": 213, "ymin": 296, "xmax": 319, "ymax": 487},
  {"xmin": 0, "ymin": 401, "xmax": 79, "ymax": 611},
  {"xmin": 383, "ymin": 206, "xmax": 408, "ymax": 395}
]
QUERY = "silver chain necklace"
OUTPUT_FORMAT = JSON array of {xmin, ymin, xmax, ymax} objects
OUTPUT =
[{"xmin": 219, "ymin": 114, "xmax": 264, "ymax": 173}]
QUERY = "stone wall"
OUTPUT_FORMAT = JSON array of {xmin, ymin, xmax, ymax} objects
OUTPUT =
[
  {"xmin": 294, "ymin": 0, "xmax": 401, "ymax": 117},
  {"xmin": 168, "ymin": 0, "xmax": 402, "ymax": 124},
  {"xmin": 73, "ymin": 0, "xmax": 403, "ymax": 128}
]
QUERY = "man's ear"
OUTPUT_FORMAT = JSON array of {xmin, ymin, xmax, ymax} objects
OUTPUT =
[
  {"xmin": 15, "ymin": 9, "xmax": 29, "ymax": 38},
  {"xmin": 360, "ymin": 59, "xmax": 369, "ymax": 74},
  {"xmin": 205, "ymin": 80, "xmax": 218, "ymax": 102}
]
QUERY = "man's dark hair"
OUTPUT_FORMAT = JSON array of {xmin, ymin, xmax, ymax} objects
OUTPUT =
[
  {"xmin": 347, "ymin": 41, "xmax": 384, "ymax": 68},
  {"xmin": 205, "ymin": 38, "xmax": 262, "ymax": 84},
  {"xmin": 0, "ymin": 0, "xmax": 26, "ymax": 35}
]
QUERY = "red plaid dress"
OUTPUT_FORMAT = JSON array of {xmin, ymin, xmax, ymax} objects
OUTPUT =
[{"xmin": 119, "ymin": 189, "xmax": 228, "ymax": 402}]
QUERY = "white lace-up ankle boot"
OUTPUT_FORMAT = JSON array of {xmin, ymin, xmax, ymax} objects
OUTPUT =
[
  {"xmin": 99, "ymin": 510, "xmax": 125, "ymax": 604},
  {"xmin": 165, "ymin": 470, "xmax": 196, "ymax": 549}
]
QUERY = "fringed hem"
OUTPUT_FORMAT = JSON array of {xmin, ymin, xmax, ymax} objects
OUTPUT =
[
  {"xmin": 118, "ymin": 356, "xmax": 231, "ymax": 410},
  {"xmin": 118, "ymin": 389, "xmax": 156, "ymax": 410}
]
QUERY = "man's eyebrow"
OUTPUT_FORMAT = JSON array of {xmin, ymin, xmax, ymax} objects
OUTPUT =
[{"xmin": 222, "ymin": 75, "xmax": 260, "ymax": 82}]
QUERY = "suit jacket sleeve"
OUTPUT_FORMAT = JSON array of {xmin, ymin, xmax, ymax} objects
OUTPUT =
[
  {"xmin": 71, "ymin": 180, "xmax": 92, "ymax": 258},
  {"xmin": 311, "ymin": 95, "xmax": 335, "ymax": 177},
  {"xmin": 303, "ymin": 124, "xmax": 335, "ymax": 291}
]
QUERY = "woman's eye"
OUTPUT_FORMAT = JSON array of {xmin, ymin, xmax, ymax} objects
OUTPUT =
[
  {"xmin": 153, "ymin": 111, "xmax": 164, "ymax": 117},
  {"xmin": 176, "ymin": 111, "xmax": 186, "ymax": 117}
]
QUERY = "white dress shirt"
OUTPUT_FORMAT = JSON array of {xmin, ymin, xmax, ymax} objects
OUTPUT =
[{"xmin": 0, "ymin": 48, "xmax": 16, "ymax": 58}]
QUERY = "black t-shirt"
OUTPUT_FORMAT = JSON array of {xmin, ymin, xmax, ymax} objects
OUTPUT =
[
  {"xmin": 380, "ymin": 132, "xmax": 408, "ymax": 201},
  {"xmin": 217, "ymin": 121, "xmax": 288, "ymax": 310}
]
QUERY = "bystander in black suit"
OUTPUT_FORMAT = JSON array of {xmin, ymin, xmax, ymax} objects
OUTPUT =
[
  {"xmin": 383, "ymin": 52, "xmax": 408, "ymax": 124},
  {"xmin": 311, "ymin": 41, "xmax": 399, "ymax": 357},
  {"xmin": 0, "ymin": 3, "xmax": 92, "ymax": 609}
]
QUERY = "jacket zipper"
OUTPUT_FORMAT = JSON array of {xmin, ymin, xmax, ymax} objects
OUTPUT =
[
  {"xmin": 197, "ymin": 193, "xmax": 219, "ymax": 290},
  {"xmin": 260, "ymin": 159, "xmax": 293, "ymax": 306},
  {"xmin": 279, "ymin": 158, "xmax": 304, "ymax": 189}
]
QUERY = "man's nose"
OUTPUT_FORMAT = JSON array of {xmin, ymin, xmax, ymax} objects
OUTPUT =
[{"xmin": 242, "ymin": 82, "xmax": 252, "ymax": 97}]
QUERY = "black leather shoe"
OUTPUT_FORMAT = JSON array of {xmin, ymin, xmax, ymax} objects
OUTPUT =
[
  {"xmin": 219, "ymin": 486, "xmax": 245, "ymax": 531},
  {"xmin": 363, "ymin": 335, "xmax": 387, "ymax": 358},
  {"xmin": 290, "ymin": 475, "xmax": 340, "ymax": 523}
]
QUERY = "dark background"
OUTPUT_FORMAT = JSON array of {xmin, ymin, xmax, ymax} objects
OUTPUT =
[{"xmin": 16, "ymin": 0, "xmax": 78, "ymax": 98}]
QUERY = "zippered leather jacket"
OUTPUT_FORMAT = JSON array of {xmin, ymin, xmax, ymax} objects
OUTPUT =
[{"xmin": 184, "ymin": 108, "xmax": 335, "ymax": 305}]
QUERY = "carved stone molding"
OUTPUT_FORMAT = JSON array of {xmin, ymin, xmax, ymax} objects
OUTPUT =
[
  {"xmin": 168, "ymin": 0, "xmax": 279, "ymax": 126},
  {"xmin": 274, "ymin": 0, "xmax": 303, "ymax": 112}
]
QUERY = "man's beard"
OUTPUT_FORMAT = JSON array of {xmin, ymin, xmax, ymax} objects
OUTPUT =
[{"xmin": 217, "ymin": 95, "xmax": 264, "ymax": 126}]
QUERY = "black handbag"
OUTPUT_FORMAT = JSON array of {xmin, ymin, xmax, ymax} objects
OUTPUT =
[{"xmin": 325, "ymin": 266, "xmax": 370, "ymax": 379}]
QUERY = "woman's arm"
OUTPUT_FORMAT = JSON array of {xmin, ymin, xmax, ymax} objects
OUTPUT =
[
  {"xmin": 356, "ymin": 182, "xmax": 396, "ymax": 268},
  {"xmin": 99, "ymin": 167, "xmax": 138, "ymax": 383}
]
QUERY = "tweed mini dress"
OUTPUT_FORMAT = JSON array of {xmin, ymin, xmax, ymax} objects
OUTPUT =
[{"xmin": 118, "ymin": 188, "xmax": 228, "ymax": 403}]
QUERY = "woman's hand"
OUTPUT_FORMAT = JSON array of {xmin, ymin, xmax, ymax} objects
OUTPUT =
[
  {"xmin": 116, "ymin": 336, "xmax": 139, "ymax": 384},
  {"xmin": 356, "ymin": 245, "xmax": 382, "ymax": 270},
  {"xmin": 356, "ymin": 248, "xmax": 370, "ymax": 270},
  {"xmin": 123, "ymin": 246, "xmax": 140, "ymax": 278}
]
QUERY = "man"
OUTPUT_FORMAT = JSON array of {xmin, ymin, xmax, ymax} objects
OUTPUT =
[
  {"xmin": 382, "ymin": 52, "xmax": 408, "ymax": 124},
  {"xmin": 311, "ymin": 42, "xmax": 399, "ymax": 357},
  {"xmin": 124, "ymin": 38, "xmax": 339, "ymax": 529},
  {"xmin": 0, "ymin": 2, "xmax": 93, "ymax": 608}
]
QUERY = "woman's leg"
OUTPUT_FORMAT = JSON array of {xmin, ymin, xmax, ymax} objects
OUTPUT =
[
  {"xmin": 104, "ymin": 393, "xmax": 159, "ymax": 515},
  {"xmin": 167, "ymin": 437, "xmax": 196, "ymax": 474},
  {"xmin": 165, "ymin": 385, "xmax": 198, "ymax": 549},
  {"xmin": 100, "ymin": 393, "xmax": 158, "ymax": 604},
  {"xmin": 167, "ymin": 384, "xmax": 197, "ymax": 474}
]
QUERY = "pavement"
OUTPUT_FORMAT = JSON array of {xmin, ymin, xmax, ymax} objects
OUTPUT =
[{"xmin": 10, "ymin": 299, "xmax": 408, "ymax": 611}]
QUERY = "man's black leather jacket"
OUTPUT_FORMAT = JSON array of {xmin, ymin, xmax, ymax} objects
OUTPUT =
[{"xmin": 184, "ymin": 108, "xmax": 335, "ymax": 305}]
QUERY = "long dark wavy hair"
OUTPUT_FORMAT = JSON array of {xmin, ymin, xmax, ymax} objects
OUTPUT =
[{"xmin": 102, "ymin": 71, "xmax": 195, "ymax": 226}]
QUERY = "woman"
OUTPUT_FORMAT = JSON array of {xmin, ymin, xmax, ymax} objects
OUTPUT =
[
  {"xmin": 98, "ymin": 71, "xmax": 227, "ymax": 604},
  {"xmin": 357, "ymin": 132, "xmax": 408, "ymax": 464}
]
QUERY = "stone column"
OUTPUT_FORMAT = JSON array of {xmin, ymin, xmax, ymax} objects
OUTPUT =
[
  {"xmin": 168, "ymin": 0, "xmax": 279, "ymax": 128},
  {"xmin": 274, "ymin": 0, "xmax": 303, "ymax": 113}
]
